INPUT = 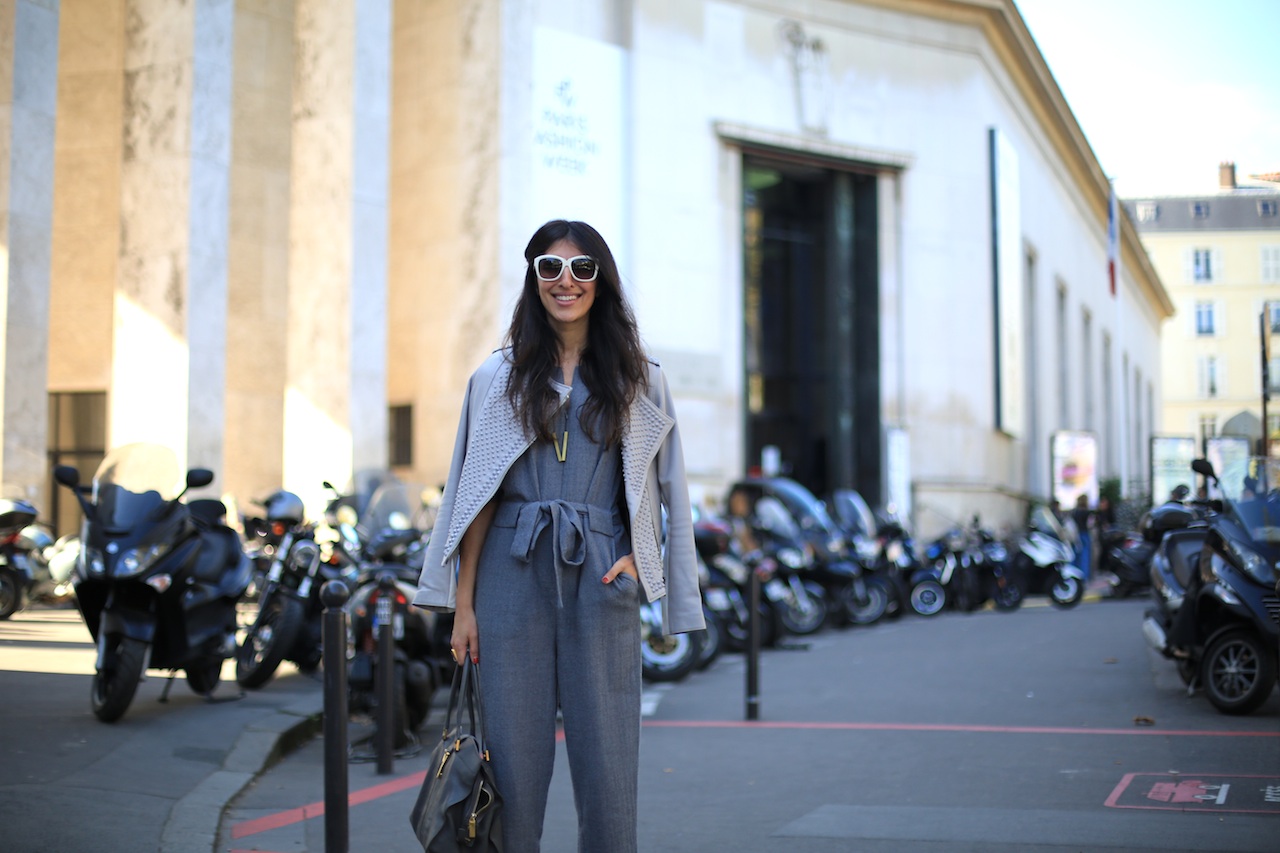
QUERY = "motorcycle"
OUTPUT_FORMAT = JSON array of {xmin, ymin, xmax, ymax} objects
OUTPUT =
[
  {"xmin": 693, "ymin": 511, "xmax": 777, "ymax": 652},
  {"xmin": 1144, "ymin": 457, "xmax": 1279, "ymax": 714},
  {"xmin": 236, "ymin": 489, "xmax": 356, "ymax": 688},
  {"xmin": 751, "ymin": 496, "xmax": 829, "ymax": 636},
  {"xmin": 52, "ymin": 443, "xmax": 251, "ymax": 722},
  {"xmin": 829, "ymin": 490, "xmax": 919, "ymax": 619},
  {"xmin": 732, "ymin": 478, "xmax": 887, "ymax": 626},
  {"xmin": 1010, "ymin": 506, "xmax": 1084, "ymax": 607},
  {"xmin": 343, "ymin": 481, "xmax": 449, "ymax": 744},
  {"xmin": 0, "ymin": 498, "xmax": 60, "ymax": 618}
]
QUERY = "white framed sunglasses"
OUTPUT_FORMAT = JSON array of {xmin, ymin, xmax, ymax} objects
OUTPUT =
[{"xmin": 533, "ymin": 254, "xmax": 599, "ymax": 283}]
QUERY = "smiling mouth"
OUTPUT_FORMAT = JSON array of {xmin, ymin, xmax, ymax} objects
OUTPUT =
[{"xmin": 554, "ymin": 294, "xmax": 580, "ymax": 304}]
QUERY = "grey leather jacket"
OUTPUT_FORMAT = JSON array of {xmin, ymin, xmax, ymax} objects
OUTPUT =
[{"xmin": 413, "ymin": 350, "xmax": 705, "ymax": 636}]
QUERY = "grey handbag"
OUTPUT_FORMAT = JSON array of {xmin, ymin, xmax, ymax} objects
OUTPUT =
[{"xmin": 410, "ymin": 657, "xmax": 503, "ymax": 851}]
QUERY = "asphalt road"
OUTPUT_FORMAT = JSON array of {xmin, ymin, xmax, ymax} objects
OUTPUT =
[{"xmin": 217, "ymin": 596, "xmax": 1280, "ymax": 853}]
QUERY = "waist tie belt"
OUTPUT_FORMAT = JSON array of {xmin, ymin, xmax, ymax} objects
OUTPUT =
[{"xmin": 493, "ymin": 500, "xmax": 619, "ymax": 607}]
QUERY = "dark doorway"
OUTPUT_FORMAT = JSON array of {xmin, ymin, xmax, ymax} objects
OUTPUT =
[{"xmin": 742, "ymin": 156, "xmax": 881, "ymax": 503}]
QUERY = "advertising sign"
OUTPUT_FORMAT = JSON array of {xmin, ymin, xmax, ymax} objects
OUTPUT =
[
  {"xmin": 1204, "ymin": 436, "xmax": 1252, "ymax": 499},
  {"xmin": 1149, "ymin": 436, "xmax": 1196, "ymax": 504},
  {"xmin": 1051, "ymin": 431, "xmax": 1097, "ymax": 508}
]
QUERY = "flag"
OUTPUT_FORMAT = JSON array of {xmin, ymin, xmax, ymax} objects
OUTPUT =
[{"xmin": 1107, "ymin": 181, "xmax": 1118, "ymax": 297}]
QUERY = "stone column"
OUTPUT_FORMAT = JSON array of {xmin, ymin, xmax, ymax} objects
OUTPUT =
[
  {"xmin": 0, "ymin": 0, "xmax": 58, "ymax": 507},
  {"xmin": 283, "ymin": 0, "xmax": 389, "ymax": 510},
  {"xmin": 111, "ymin": 0, "xmax": 233, "ymax": 477}
]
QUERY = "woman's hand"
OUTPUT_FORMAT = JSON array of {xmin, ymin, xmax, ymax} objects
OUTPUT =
[
  {"xmin": 603, "ymin": 553, "xmax": 637, "ymax": 584},
  {"xmin": 451, "ymin": 606, "xmax": 479, "ymax": 664}
]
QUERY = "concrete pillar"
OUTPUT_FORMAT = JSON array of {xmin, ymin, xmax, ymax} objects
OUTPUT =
[
  {"xmin": 389, "ymin": 0, "xmax": 502, "ymax": 490},
  {"xmin": 0, "ymin": 0, "xmax": 59, "ymax": 507},
  {"xmin": 111, "ymin": 0, "xmax": 233, "ymax": 477},
  {"xmin": 284, "ymin": 0, "xmax": 389, "ymax": 510},
  {"xmin": 223, "ymin": 0, "xmax": 292, "ymax": 506}
]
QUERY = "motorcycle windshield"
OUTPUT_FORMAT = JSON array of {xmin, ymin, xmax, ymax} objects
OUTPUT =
[
  {"xmin": 1029, "ymin": 505, "xmax": 1068, "ymax": 541},
  {"xmin": 1218, "ymin": 457, "xmax": 1280, "ymax": 558},
  {"xmin": 830, "ymin": 489, "xmax": 876, "ymax": 538},
  {"xmin": 91, "ymin": 443, "xmax": 184, "ymax": 530},
  {"xmin": 766, "ymin": 478, "xmax": 839, "ymax": 535},
  {"xmin": 358, "ymin": 481, "xmax": 424, "ymax": 534}
]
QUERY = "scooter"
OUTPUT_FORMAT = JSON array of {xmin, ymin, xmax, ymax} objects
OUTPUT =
[
  {"xmin": 1010, "ymin": 506, "xmax": 1084, "ymax": 608},
  {"xmin": 53, "ymin": 443, "xmax": 251, "ymax": 722},
  {"xmin": 0, "ymin": 498, "xmax": 56, "ymax": 618},
  {"xmin": 1143, "ymin": 457, "xmax": 1279, "ymax": 714}
]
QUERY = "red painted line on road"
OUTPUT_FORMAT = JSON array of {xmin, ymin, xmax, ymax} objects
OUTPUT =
[
  {"xmin": 231, "ymin": 718, "xmax": 1277, "ymax": 840},
  {"xmin": 232, "ymin": 772, "xmax": 426, "ymax": 839},
  {"xmin": 640, "ymin": 720, "xmax": 1280, "ymax": 738}
]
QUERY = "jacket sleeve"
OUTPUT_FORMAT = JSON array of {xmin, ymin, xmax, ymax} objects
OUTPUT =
[
  {"xmin": 653, "ymin": 368, "xmax": 706, "ymax": 635},
  {"xmin": 412, "ymin": 374, "xmax": 475, "ymax": 612}
]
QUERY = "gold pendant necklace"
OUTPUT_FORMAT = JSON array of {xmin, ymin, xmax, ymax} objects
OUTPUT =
[{"xmin": 553, "ymin": 398, "xmax": 569, "ymax": 463}]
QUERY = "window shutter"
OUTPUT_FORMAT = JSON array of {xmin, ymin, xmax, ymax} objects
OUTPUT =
[
  {"xmin": 1216, "ymin": 299, "xmax": 1225, "ymax": 337},
  {"xmin": 1184, "ymin": 247, "xmax": 1196, "ymax": 283},
  {"xmin": 1212, "ymin": 248, "xmax": 1224, "ymax": 283},
  {"xmin": 1197, "ymin": 356, "xmax": 1207, "ymax": 397}
]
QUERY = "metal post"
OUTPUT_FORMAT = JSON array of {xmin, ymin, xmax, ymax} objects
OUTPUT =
[
  {"xmin": 1262, "ymin": 309, "xmax": 1271, "ymax": 456},
  {"xmin": 321, "ymin": 580, "xmax": 350, "ymax": 853},
  {"xmin": 375, "ymin": 572, "xmax": 396, "ymax": 774},
  {"xmin": 746, "ymin": 566, "xmax": 760, "ymax": 721}
]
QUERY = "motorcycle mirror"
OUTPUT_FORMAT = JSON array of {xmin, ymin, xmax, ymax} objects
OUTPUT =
[
  {"xmin": 186, "ymin": 468, "xmax": 215, "ymax": 490},
  {"xmin": 1191, "ymin": 458, "xmax": 1216, "ymax": 480},
  {"xmin": 53, "ymin": 465, "xmax": 80, "ymax": 488},
  {"xmin": 323, "ymin": 480, "xmax": 336, "ymax": 491}
]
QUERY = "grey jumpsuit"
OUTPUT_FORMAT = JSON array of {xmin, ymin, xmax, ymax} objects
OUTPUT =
[{"xmin": 473, "ymin": 371, "xmax": 641, "ymax": 853}]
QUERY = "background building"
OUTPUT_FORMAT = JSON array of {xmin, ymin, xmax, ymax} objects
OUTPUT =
[
  {"xmin": 1126, "ymin": 163, "xmax": 1280, "ymax": 456},
  {"xmin": 5, "ymin": 0, "xmax": 1171, "ymax": 539}
]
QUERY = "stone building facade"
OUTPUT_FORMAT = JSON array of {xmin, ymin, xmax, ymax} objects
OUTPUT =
[{"xmin": 4, "ymin": 0, "xmax": 1171, "ymax": 538}]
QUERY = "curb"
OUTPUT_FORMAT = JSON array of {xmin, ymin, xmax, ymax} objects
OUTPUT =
[{"xmin": 160, "ymin": 694, "xmax": 325, "ymax": 853}]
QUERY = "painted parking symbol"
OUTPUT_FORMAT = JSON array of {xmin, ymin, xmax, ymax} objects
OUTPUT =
[{"xmin": 1106, "ymin": 773, "xmax": 1280, "ymax": 815}]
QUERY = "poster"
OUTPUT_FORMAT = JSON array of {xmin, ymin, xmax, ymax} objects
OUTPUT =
[
  {"xmin": 1204, "ymin": 436, "xmax": 1251, "ymax": 499},
  {"xmin": 1149, "ymin": 436, "xmax": 1197, "ymax": 504},
  {"xmin": 1051, "ymin": 430, "xmax": 1098, "ymax": 509}
]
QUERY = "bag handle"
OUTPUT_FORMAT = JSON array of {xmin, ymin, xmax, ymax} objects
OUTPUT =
[{"xmin": 441, "ymin": 658, "xmax": 487, "ymax": 746}]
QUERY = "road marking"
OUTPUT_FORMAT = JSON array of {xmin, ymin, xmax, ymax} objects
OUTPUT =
[{"xmin": 640, "ymin": 719, "xmax": 1280, "ymax": 737}]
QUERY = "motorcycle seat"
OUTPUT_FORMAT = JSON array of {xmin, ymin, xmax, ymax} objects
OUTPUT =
[{"xmin": 1165, "ymin": 530, "xmax": 1203, "ymax": 589}]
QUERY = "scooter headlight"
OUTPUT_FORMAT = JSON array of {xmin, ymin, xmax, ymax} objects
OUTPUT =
[
  {"xmin": 78, "ymin": 546, "xmax": 105, "ymax": 576},
  {"xmin": 1222, "ymin": 538, "xmax": 1276, "ymax": 586},
  {"xmin": 115, "ymin": 543, "xmax": 171, "ymax": 578},
  {"xmin": 777, "ymin": 547, "xmax": 806, "ymax": 570}
]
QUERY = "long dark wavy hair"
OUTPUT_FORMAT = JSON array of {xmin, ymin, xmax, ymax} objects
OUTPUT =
[{"xmin": 505, "ymin": 220, "xmax": 648, "ymax": 447}]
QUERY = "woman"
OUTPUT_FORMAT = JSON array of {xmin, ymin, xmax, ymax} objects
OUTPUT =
[{"xmin": 414, "ymin": 220, "xmax": 704, "ymax": 853}]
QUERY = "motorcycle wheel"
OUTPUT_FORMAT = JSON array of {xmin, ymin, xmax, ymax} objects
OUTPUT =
[
  {"xmin": 641, "ymin": 629, "xmax": 703, "ymax": 683},
  {"xmin": 697, "ymin": 606, "xmax": 723, "ymax": 670},
  {"xmin": 0, "ymin": 570, "xmax": 25, "ymax": 619},
  {"xmin": 236, "ymin": 595, "xmax": 305, "ymax": 689},
  {"xmin": 845, "ymin": 580, "xmax": 889, "ymax": 625},
  {"xmin": 1049, "ymin": 572, "xmax": 1084, "ymax": 608},
  {"xmin": 91, "ymin": 636, "xmax": 147, "ymax": 722},
  {"xmin": 991, "ymin": 579, "xmax": 1023, "ymax": 611},
  {"xmin": 1200, "ymin": 629, "xmax": 1277, "ymax": 716},
  {"xmin": 779, "ymin": 585, "xmax": 827, "ymax": 635},
  {"xmin": 910, "ymin": 580, "xmax": 946, "ymax": 616},
  {"xmin": 186, "ymin": 658, "xmax": 223, "ymax": 695}
]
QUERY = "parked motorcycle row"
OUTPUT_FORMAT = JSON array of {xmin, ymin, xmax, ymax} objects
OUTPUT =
[
  {"xmin": 1131, "ymin": 457, "xmax": 1280, "ymax": 716},
  {"xmin": 40, "ymin": 447, "xmax": 1102, "ymax": 730},
  {"xmin": 639, "ymin": 477, "xmax": 1089, "ymax": 687}
]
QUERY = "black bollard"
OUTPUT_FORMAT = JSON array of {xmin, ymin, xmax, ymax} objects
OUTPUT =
[
  {"xmin": 746, "ymin": 566, "xmax": 760, "ymax": 721},
  {"xmin": 375, "ymin": 572, "xmax": 397, "ymax": 775},
  {"xmin": 321, "ymin": 580, "xmax": 350, "ymax": 853}
]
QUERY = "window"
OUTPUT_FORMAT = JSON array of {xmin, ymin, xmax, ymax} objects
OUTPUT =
[
  {"xmin": 1136, "ymin": 202, "xmax": 1159, "ymax": 223},
  {"xmin": 388, "ymin": 404, "xmax": 413, "ymax": 467},
  {"xmin": 1260, "ymin": 200, "xmax": 1278, "ymax": 218},
  {"xmin": 1269, "ymin": 301, "xmax": 1280, "ymax": 333},
  {"xmin": 1268, "ymin": 356, "xmax": 1280, "ymax": 396},
  {"xmin": 1192, "ymin": 201, "xmax": 1210, "ymax": 219},
  {"xmin": 1263, "ymin": 246, "xmax": 1280, "ymax": 283},
  {"xmin": 1192, "ymin": 247, "xmax": 1215, "ymax": 282},
  {"xmin": 1194, "ymin": 301, "xmax": 1216, "ymax": 336},
  {"xmin": 1198, "ymin": 355, "xmax": 1220, "ymax": 398},
  {"xmin": 1200, "ymin": 414, "xmax": 1218, "ymax": 445}
]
